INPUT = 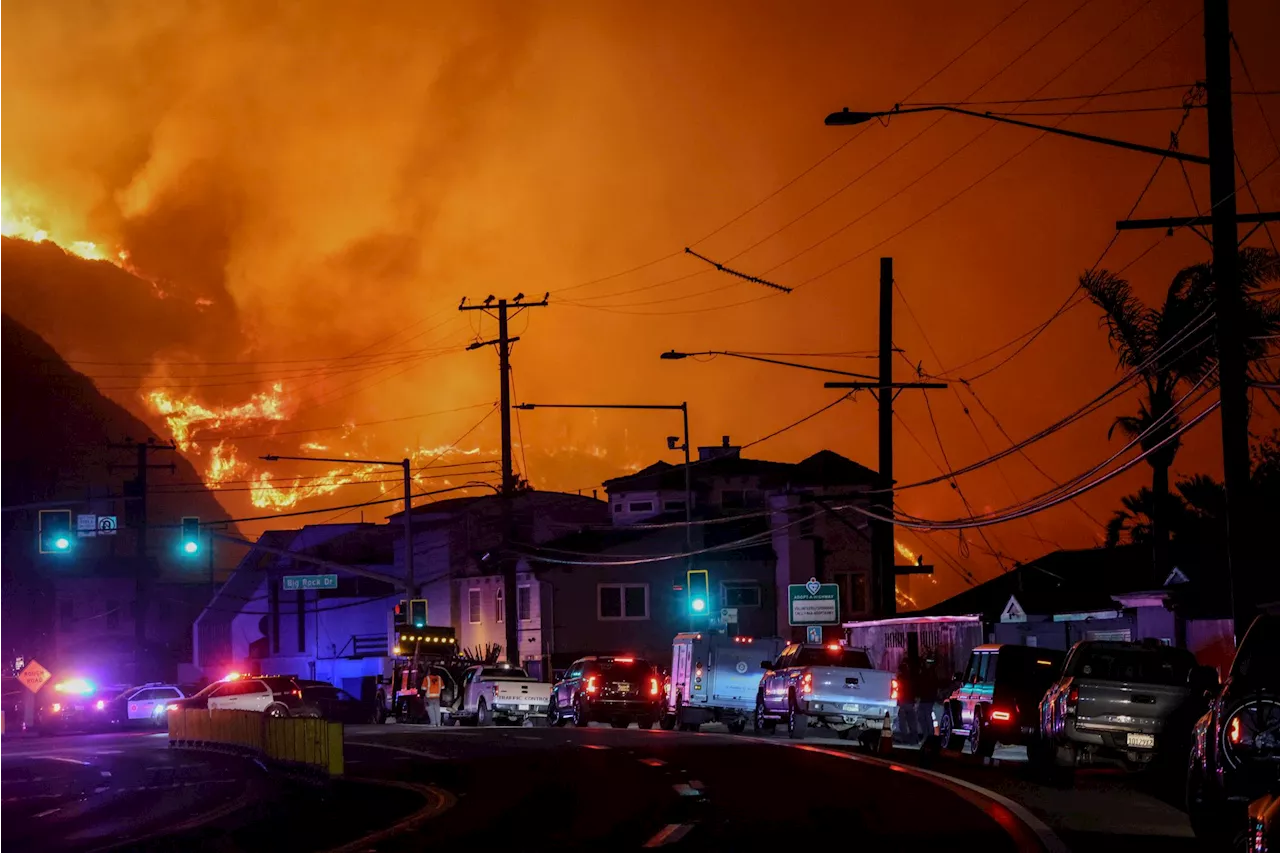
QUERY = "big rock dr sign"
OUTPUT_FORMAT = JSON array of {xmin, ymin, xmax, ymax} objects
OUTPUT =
[{"xmin": 788, "ymin": 578, "xmax": 840, "ymax": 626}]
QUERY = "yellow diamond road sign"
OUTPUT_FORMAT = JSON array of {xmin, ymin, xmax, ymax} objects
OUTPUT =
[{"xmin": 17, "ymin": 660, "xmax": 52, "ymax": 693}]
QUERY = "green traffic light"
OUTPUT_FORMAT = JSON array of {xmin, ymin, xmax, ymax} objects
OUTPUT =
[
  {"xmin": 691, "ymin": 597, "xmax": 707, "ymax": 613},
  {"xmin": 183, "ymin": 541, "xmax": 199, "ymax": 555},
  {"xmin": 54, "ymin": 536, "xmax": 71, "ymax": 551}
]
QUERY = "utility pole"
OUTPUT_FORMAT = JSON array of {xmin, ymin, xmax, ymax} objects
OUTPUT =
[
  {"xmin": 460, "ymin": 293, "xmax": 549, "ymax": 666},
  {"xmin": 109, "ymin": 438, "xmax": 176, "ymax": 682},
  {"xmin": 825, "ymin": 258, "xmax": 945, "ymax": 619}
]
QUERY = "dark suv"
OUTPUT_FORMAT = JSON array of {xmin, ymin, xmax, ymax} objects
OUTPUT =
[
  {"xmin": 939, "ymin": 644, "xmax": 1065, "ymax": 757},
  {"xmin": 1188, "ymin": 613, "xmax": 1280, "ymax": 846},
  {"xmin": 549, "ymin": 656, "xmax": 662, "ymax": 729}
]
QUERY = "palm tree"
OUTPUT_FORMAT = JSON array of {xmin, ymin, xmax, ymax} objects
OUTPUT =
[{"xmin": 1082, "ymin": 247, "xmax": 1280, "ymax": 576}]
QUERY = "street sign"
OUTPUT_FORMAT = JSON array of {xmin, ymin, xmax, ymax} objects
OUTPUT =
[
  {"xmin": 17, "ymin": 660, "xmax": 52, "ymax": 693},
  {"xmin": 282, "ymin": 574, "xmax": 339, "ymax": 591},
  {"xmin": 76, "ymin": 514, "xmax": 97, "ymax": 538},
  {"xmin": 788, "ymin": 577, "xmax": 841, "ymax": 626},
  {"xmin": 806, "ymin": 626, "xmax": 823, "ymax": 643},
  {"xmin": 97, "ymin": 516, "xmax": 118, "ymax": 535},
  {"xmin": 720, "ymin": 607, "xmax": 739, "ymax": 624}
]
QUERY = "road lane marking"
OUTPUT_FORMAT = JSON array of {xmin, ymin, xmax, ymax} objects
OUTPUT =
[
  {"xmin": 688, "ymin": 779, "xmax": 704, "ymax": 790},
  {"xmin": 582, "ymin": 744, "xmax": 610, "ymax": 750},
  {"xmin": 34, "ymin": 807, "xmax": 61, "ymax": 818},
  {"xmin": 639, "ymin": 758, "xmax": 666, "ymax": 767},
  {"xmin": 320, "ymin": 782, "xmax": 455, "ymax": 853},
  {"xmin": 643, "ymin": 824, "xmax": 694, "ymax": 847},
  {"xmin": 671, "ymin": 783, "xmax": 702, "ymax": 797},
  {"xmin": 94, "ymin": 750, "xmax": 122, "ymax": 755},
  {"xmin": 42, "ymin": 757, "xmax": 91, "ymax": 766},
  {"xmin": 776, "ymin": 743, "xmax": 1068, "ymax": 853},
  {"xmin": 100, "ymin": 771, "xmax": 112, "ymax": 778},
  {"xmin": 347, "ymin": 741, "xmax": 444, "ymax": 761}
]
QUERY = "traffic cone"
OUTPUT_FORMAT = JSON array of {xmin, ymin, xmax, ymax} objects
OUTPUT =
[{"xmin": 879, "ymin": 711, "xmax": 894, "ymax": 754}]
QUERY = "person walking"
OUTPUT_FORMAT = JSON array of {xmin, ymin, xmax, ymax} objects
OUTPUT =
[
  {"xmin": 915, "ymin": 648, "xmax": 941, "ymax": 739},
  {"xmin": 896, "ymin": 651, "xmax": 922, "ymax": 745},
  {"xmin": 422, "ymin": 669, "xmax": 443, "ymax": 727}
]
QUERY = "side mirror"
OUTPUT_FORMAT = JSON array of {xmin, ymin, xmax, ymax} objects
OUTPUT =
[{"xmin": 761, "ymin": 660, "xmax": 774, "ymax": 670}]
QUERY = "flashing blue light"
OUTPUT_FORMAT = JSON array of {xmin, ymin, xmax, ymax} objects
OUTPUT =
[
  {"xmin": 691, "ymin": 597, "xmax": 707, "ymax": 613},
  {"xmin": 54, "ymin": 536, "xmax": 71, "ymax": 551},
  {"xmin": 55, "ymin": 678, "xmax": 94, "ymax": 695}
]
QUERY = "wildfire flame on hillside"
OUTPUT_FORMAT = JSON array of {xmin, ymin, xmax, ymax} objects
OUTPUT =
[
  {"xmin": 2, "ymin": 194, "xmax": 124, "ymax": 265},
  {"xmin": 147, "ymin": 384, "xmax": 289, "ymax": 450}
]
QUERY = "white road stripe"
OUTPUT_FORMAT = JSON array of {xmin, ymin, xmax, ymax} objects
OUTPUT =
[
  {"xmin": 100, "ymin": 771, "xmax": 112, "ymax": 778},
  {"xmin": 639, "ymin": 758, "xmax": 666, "ymax": 767},
  {"xmin": 41, "ymin": 757, "xmax": 90, "ymax": 766},
  {"xmin": 643, "ymin": 823, "xmax": 694, "ymax": 847},
  {"xmin": 582, "ymin": 744, "xmax": 610, "ymax": 751},
  {"xmin": 671, "ymin": 783, "xmax": 702, "ymax": 797},
  {"xmin": 34, "ymin": 808, "xmax": 61, "ymax": 818}
]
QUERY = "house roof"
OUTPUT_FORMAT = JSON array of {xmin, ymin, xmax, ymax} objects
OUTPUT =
[
  {"xmin": 602, "ymin": 450, "xmax": 877, "ymax": 493},
  {"xmin": 386, "ymin": 490, "xmax": 605, "ymax": 521}
]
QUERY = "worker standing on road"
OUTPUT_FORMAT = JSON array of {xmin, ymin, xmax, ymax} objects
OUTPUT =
[
  {"xmin": 916, "ymin": 648, "xmax": 941, "ymax": 739},
  {"xmin": 896, "ymin": 651, "xmax": 922, "ymax": 745},
  {"xmin": 423, "ymin": 670, "xmax": 443, "ymax": 726}
]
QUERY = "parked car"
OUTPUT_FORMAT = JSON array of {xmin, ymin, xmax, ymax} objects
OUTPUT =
[
  {"xmin": 173, "ymin": 673, "xmax": 306, "ymax": 717},
  {"xmin": 294, "ymin": 685, "xmax": 375, "ymax": 724},
  {"xmin": 549, "ymin": 656, "xmax": 663, "ymax": 729},
  {"xmin": 36, "ymin": 677, "xmax": 118, "ymax": 734},
  {"xmin": 939, "ymin": 644, "xmax": 1064, "ymax": 756},
  {"xmin": 754, "ymin": 642, "xmax": 898, "ymax": 740},
  {"xmin": 452, "ymin": 665, "xmax": 551, "ymax": 726},
  {"xmin": 1039, "ymin": 640, "xmax": 1215, "ymax": 768},
  {"xmin": 664, "ymin": 633, "xmax": 785, "ymax": 733},
  {"xmin": 1187, "ymin": 612, "xmax": 1280, "ymax": 845},
  {"xmin": 104, "ymin": 682, "xmax": 187, "ymax": 727}
]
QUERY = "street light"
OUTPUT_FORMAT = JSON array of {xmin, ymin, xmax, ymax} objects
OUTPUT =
[
  {"xmin": 514, "ymin": 402, "xmax": 695, "ymax": 566},
  {"xmin": 823, "ymin": 106, "xmax": 1210, "ymax": 164},
  {"xmin": 262, "ymin": 453, "xmax": 418, "ymax": 596},
  {"xmin": 660, "ymin": 350, "xmax": 878, "ymax": 379}
]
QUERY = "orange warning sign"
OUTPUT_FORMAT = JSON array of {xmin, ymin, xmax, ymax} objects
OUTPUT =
[{"xmin": 17, "ymin": 660, "xmax": 52, "ymax": 693}]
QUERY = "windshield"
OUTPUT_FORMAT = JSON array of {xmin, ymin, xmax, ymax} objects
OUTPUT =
[
  {"xmin": 302, "ymin": 687, "xmax": 352, "ymax": 701},
  {"xmin": 794, "ymin": 647, "xmax": 873, "ymax": 668},
  {"xmin": 481, "ymin": 667, "xmax": 529, "ymax": 678},
  {"xmin": 597, "ymin": 659, "xmax": 654, "ymax": 673},
  {"xmin": 1069, "ymin": 645, "xmax": 1195, "ymax": 686}
]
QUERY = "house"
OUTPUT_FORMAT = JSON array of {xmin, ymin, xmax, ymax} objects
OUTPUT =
[{"xmin": 844, "ymin": 544, "xmax": 1237, "ymax": 678}]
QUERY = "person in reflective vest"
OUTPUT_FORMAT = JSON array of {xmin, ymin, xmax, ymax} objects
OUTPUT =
[{"xmin": 422, "ymin": 672, "xmax": 443, "ymax": 726}]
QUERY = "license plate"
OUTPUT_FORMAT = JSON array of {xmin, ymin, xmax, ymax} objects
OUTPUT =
[
  {"xmin": 842, "ymin": 704, "xmax": 861, "ymax": 713},
  {"xmin": 616, "ymin": 683, "xmax": 631, "ymax": 692},
  {"xmin": 518, "ymin": 704, "xmax": 529, "ymax": 711},
  {"xmin": 1127, "ymin": 733, "xmax": 1155, "ymax": 748}
]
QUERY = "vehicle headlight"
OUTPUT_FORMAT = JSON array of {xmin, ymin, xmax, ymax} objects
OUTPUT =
[{"xmin": 1223, "ymin": 699, "xmax": 1280, "ymax": 770}]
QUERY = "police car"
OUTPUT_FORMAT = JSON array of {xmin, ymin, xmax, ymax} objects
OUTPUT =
[{"xmin": 106, "ymin": 683, "xmax": 187, "ymax": 727}]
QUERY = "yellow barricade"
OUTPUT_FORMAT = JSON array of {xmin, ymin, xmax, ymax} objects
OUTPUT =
[{"xmin": 167, "ymin": 708, "xmax": 343, "ymax": 777}]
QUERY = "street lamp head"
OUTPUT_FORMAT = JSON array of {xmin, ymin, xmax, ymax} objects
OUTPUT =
[
  {"xmin": 825, "ymin": 108, "xmax": 877, "ymax": 126},
  {"xmin": 514, "ymin": 403, "xmax": 535, "ymax": 410},
  {"xmin": 660, "ymin": 350, "xmax": 690, "ymax": 360},
  {"xmin": 261, "ymin": 454, "xmax": 279, "ymax": 462}
]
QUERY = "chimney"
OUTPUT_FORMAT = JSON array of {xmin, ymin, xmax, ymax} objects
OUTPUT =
[
  {"xmin": 593, "ymin": 489, "xmax": 598, "ymax": 500},
  {"xmin": 698, "ymin": 435, "xmax": 741, "ymax": 461}
]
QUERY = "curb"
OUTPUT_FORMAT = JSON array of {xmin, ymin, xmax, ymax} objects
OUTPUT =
[{"xmin": 767, "ymin": 741, "xmax": 1069, "ymax": 853}]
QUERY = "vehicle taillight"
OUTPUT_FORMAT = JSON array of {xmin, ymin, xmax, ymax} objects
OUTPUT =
[
  {"xmin": 586, "ymin": 676, "xmax": 599, "ymax": 694},
  {"xmin": 51, "ymin": 703, "xmax": 62, "ymax": 713},
  {"xmin": 802, "ymin": 673, "xmax": 813, "ymax": 695},
  {"xmin": 890, "ymin": 678, "xmax": 899, "ymax": 701},
  {"xmin": 650, "ymin": 677, "xmax": 659, "ymax": 696},
  {"xmin": 990, "ymin": 710, "xmax": 1011, "ymax": 722},
  {"xmin": 1230, "ymin": 715, "xmax": 1242, "ymax": 744},
  {"xmin": 1066, "ymin": 686, "xmax": 1079, "ymax": 715}
]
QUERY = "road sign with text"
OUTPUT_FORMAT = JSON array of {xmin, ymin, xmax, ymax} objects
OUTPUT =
[
  {"xmin": 17, "ymin": 660, "xmax": 52, "ymax": 693},
  {"xmin": 788, "ymin": 577, "xmax": 840, "ymax": 626},
  {"xmin": 283, "ymin": 574, "xmax": 339, "ymax": 591}
]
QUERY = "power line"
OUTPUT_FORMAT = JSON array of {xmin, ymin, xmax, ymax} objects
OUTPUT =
[{"xmin": 902, "ymin": 83, "xmax": 1196, "ymax": 107}]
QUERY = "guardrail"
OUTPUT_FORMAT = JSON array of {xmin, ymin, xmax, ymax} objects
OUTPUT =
[{"xmin": 167, "ymin": 709, "xmax": 344, "ymax": 777}]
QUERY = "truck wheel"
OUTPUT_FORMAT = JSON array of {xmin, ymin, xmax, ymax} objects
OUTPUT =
[
  {"xmin": 572, "ymin": 696, "xmax": 589, "ymax": 728},
  {"xmin": 660, "ymin": 714, "xmax": 676, "ymax": 731},
  {"xmin": 970, "ymin": 714, "xmax": 996, "ymax": 758},
  {"xmin": 786, "ymin": 694, "xmax": 808, "ymax": 740},
  {"xmin": 549, "ymin": 696, "xmax": 567, "ymax": 728},
  {"xmin": 637, "ymin": 717, "xmax": 656, "ymax": 730},
  {"xmin": 727, "ymin": 719, "xmax": 747, "ymax": 735},
  {"xmin": 754, "ymin": 696, "xmax": 776, "ymax": 735},
  {"xmin": 477, "ymin": 698, "xmax": 493, "ymax": 727},
  {"xmin": 939, "ymin": 705, "xmax": 964, "ymax": 751}
]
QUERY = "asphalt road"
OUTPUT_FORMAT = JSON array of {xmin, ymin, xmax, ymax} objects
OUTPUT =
[
  {"xmin": 1, "ymin": 729, "xmax": 257, "ymax": 852},
  {"xmin": 343, "ymin": 723, "xmax": 1062, "ymax": 850}
]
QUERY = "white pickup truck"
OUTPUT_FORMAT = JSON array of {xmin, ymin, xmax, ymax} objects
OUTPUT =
[
  {"xmin": 755, "ymin": 642, "xmax": 899, "ymax": 739},
  {"xmin": 451, "ymin": 665, "xmax": 552, "ymax": 727}
]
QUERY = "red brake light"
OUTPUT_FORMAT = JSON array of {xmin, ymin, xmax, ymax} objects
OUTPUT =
[
  {"xmin": 614, "ymin": 657, "xmax": 634, "ymax": 663},
  {"xmin": 649, "ymin": 677, "xmax": 659, "ymax": 696},
  {"xmin": 586, "ymin": 676, "xmax": 599, "ymax": 694},
  {"xmin": 827, "ymin": 643, "xmax": 840, "ymax": 651},
  {"xmin": 1067, "ymin": 686, "xmax": 1079, "ymax": 705},
  {"xmin": 890, "ymin": 678, "xmax": 899, "ymax": 701},
  {"xmin": 990, "ymin": 710, "xmax": 1011, "ymax": 722}
]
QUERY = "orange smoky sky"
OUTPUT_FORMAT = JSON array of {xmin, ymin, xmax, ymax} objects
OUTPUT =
[{"xmin": 2, "ymin": 0, "xmax": 1277, "ymax": 604}]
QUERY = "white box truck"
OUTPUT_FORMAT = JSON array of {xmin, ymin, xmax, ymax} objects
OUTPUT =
[{"xmin": 662, "ymin": 632, "xmax": 786, "ymax": 733}]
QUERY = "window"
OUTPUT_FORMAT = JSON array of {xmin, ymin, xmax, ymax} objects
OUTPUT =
[
  {"xmin": 517, "ymin": 585, "xmax": 532, "ymax": 622},
  {"xmin": 628, "ymin": 501, "xmax": 653, "ymax": 512},
  {"xmin": 106, "ymin": 599, "xmax": 120, "ymax": 631},
  {"xmin": 598, "ymin": 583, "xmax": 649, "ymax": 620},
  {"xmin": 60, "ymin": 601, "xmax": 73, "ymax": 633},
  {"xmin": 834, "ymin": 572, "xmax": 868, "ymax": 617},
  {"xmin": 613, "ymin": 503, "xmax": 624, "ymax": 513},
  {"xmin": 722, "ymin": 582, "xmax": 760, "ymax": 608},
  {"xmin": 664, "ymin": 500, "xmax": 686, "ymax": 512},
  {"xmin": 495, "ymin": 587, "xmax": 504, "ymax": 623},
  {"xmin": 468, "ymin": 589, "xmax": 482, "ymax": 624}
]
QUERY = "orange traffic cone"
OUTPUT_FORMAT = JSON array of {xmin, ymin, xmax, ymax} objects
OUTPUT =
[{"xmin": 879, "ymin": 711, "xmax": 894, "ymax": 754}]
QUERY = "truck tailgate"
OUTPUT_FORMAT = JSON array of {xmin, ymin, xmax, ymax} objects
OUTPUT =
[
  {"xmin": 492, "ymin": 681, "xmax": 551, "ymax": 707},
  {"xmin": 704, "ymin": 645, "xmax": 769, "ymax": 706},
  {"xmin": 1074, "ymin": 678, "xmax": 1188, "ymax": 733},
  {"xmin": 808, "ymin": 667, "xmax": 896, "ymax": 709}
]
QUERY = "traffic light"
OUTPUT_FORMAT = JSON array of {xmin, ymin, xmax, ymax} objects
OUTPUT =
[
  {"xmin": 180, "ymin": 517, "xmax": 201, "ymax": 556},
  {"xmin": 39, "ymin": 510, "xmax": 73, "ymax": 554},
  {"xmin": 409, "ymin": 599, "xmax": 428, "ymax": 628},
  {"xmin": 687, "ymin": 569, "xmax": 709, "ymax": 615}
]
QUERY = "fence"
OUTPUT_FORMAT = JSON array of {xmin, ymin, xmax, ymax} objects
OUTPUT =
[{"xmin": 168, "ymin": 709, "xmax": 344, "ymax": 777}]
